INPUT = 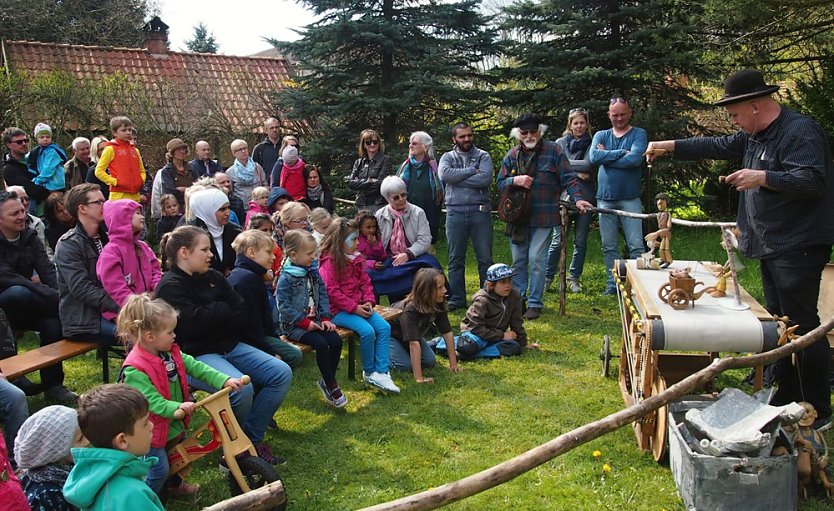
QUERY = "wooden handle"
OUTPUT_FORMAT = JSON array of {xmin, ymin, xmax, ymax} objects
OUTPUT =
[{"xmin": 171, "ymin": 375, "xmax": 251, "ymax": 420}]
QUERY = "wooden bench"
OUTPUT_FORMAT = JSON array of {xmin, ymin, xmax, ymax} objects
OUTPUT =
[
  {"xmin": 285, "ymin": 305, "xmax": 403, "ymax": 380},
  {"xmin": 0, "ymin": 340, "xmax": 100, "ymax": 381}
]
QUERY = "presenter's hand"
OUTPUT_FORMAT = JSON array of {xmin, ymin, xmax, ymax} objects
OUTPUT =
[
  {"xmin": 575, "ymin": 200, "xmax": 593, "ymax": 213},
  {"xmin": 514, "ymin": 175, "xmax": 534, "ymax": 189},
  {"xmin": 725, "ymin": 169, "xmax": 767, "ymax": 191}
]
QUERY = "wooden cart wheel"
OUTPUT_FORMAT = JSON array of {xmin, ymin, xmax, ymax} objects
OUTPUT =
[
  {"xmin": 650, "ymin": 375, "xmax": 668, "ymax": 462},
  {"xmin": 657, "ymin": 283, "xmax": 672, "ymax": 302},
  {"xmin": 667, "ymin": 288, "xmax": 690, "ymax": 310},
  {"xmin": 600, "ymin": 335, "xmax": 612, "ymax": 378}
]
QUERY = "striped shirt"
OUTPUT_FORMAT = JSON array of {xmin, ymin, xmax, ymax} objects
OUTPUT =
[{"xmin": 675, "ymin": 106, "xmax": 834, "ymax": 258}]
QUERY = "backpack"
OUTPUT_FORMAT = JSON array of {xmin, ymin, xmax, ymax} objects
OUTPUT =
[{"xmin": 497, "ymin": 146, "xmax": 536, "ymax": 225}]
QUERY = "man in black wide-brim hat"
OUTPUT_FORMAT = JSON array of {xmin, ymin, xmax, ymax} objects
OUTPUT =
[{"xmin": 646, "ymin": 69, "xmax": 834, "ymax": 431}]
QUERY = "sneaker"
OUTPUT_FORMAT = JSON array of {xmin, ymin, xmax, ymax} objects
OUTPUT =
[
  {"xmin": 813, "ymin": 415, "xmax": 832, "ymax": 432},
  {"xmin": 603, "ymin": 286, "xmax": 617, "ymax": 296},
  {"xmin": 168, "ymin": 480, "xmax": 200, "ymax": 496},
  {"xmin": 545, "ymin": 277, "xmax": 554, "ymax": 290},
  {"xmin": 568, "ymin": 279, "xmax": 582, "ymax": 293},
  {"xmin": 317, "ymin": 378, "xmax": 336, "ymax": 406},
  {"xmin": 330, "ymin": 386, "xmax": 348, "ymax": 408},
  {"xmin": 12, "ymin": 376, "xmax": 42, "ymax": 396},
  {"xmin": 374, "ymin": 372, "xmax": 400, "ymax": 394},
  {"xmin": 253, "ymin": 443, "xmax": 286, "ymax": 466},
  {"xmin": 44, "ymin": 385, "xmax": 79, "ymax": 404},
  {"xmin": 522, "ymin": 307, "xmax": 542, "ymax": 320}
]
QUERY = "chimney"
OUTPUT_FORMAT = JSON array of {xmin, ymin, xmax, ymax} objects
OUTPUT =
[{"xmin": 142, "ymin": 16, "xmax": 169, "ymax": 55}]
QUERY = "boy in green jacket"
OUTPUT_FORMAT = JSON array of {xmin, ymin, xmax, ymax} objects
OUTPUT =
[{"xmin": 63, "ymin": 384, "xmax": 164, "ymax": 511}]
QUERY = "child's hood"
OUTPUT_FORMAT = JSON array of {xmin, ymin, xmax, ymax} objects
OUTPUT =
[
  {"xmin": 103, "ymin": 199, "xmax": 142, "ymax": 244},
  {"xmin": 64, "ymin": 447, "xmax": 155, "ymax": 508}
]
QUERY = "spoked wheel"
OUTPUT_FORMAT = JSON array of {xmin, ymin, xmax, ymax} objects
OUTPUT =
[
  {"xmin": 228, "ymin": 455, "xmax": 286, "ymax": 511},
  {"xmin": 650, "ymin": 375, "xmax": 668, "ymax": 462},
  {"xmin": 668, "ymin": 289, "xmax": 690, "ymax": 310},
  {"xmin": 657, "ymin": 283, "xmax": 672, "ymax": 302},
  {"xmin": 600, "ymin": 335, "xmax": 612, "ymax": 378}
]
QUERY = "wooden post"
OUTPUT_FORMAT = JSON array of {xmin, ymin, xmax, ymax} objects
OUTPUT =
[
  {"xmin": 357, "ymin": 317, "xmax": 834, "ymax": 511},
  {"xmin": 201, "ymin": 480, "xmax": 287, "ymax": 511},
  {"xmin": 558, "ymin": 204, "xmax": 568, "ymax": 316}
]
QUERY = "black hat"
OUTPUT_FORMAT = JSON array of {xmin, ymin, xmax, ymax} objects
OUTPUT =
[
  {"xmin": 512, "ymin": 113, "xmax": 542, "ymax": 131},
  {"xmin": 714, "ymin": 69, "xmax": 780, "ymax": 106}
]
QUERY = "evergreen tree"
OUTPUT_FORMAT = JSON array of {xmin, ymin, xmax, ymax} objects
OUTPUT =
[
  {"xmin": 269, "ymin": 0, "xmax": 500, "ymax": 177},
  {"xmin": 185, "ymin": 22, "xmax": 219, "ymax": 54}
]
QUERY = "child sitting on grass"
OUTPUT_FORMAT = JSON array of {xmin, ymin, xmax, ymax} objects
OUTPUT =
[
  {"xmin": 155, "ymin": 193, "xmax": 181, "ymax": 241},
  {"xmin": 63, "ymin": 383, "xmax": 164, "ymax": 511},
  {"xmin": 389, "ymin": 268, "xmax": 460, "ymax": 383},
  {"xmin": 355, "ymin": 210, "xmax": 386, "ymax": 271},
  {"xmin": 14, "ymin": 405, "xmax": 86, "ymax": 511},
  {"xmin": 278, "ymin": 230, "xmax": 345, "ymax": 407},
  {"xmin": 118, "ymin": 293, "xmax": 244, "ymax": 497}
]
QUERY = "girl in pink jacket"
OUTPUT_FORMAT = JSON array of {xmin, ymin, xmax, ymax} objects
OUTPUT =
[
  {"xmin": 96, "ymin": 199, "xmax": 161, "ymax": 321},
  {"xmin": 318, "ymin": 217, "xmax": 399, "ymax": 394}
]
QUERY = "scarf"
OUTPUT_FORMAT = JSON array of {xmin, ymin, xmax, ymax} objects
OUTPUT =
[
  {"xmin": 24, "ymin": 463, "xmax": 72, "ymax": 485},
  {"xmin": 232, "ymin": 157, "xmax": 257, "ymax": 186},
  {"xmin": 283, "ymin": 157, "xmax": 305, "ymax": 176},
  {"xmin": 397, "ymin": 157, "xmax": 443, "ymax": 203},
  {"xmin": 565, "ymin": 133, "xmax": 592, "ymax": 159},
  {"xmin": 281, "ymin": 257, "xmax": 308, "ymax": 277},
  {"xmin": 388, "ymin": 205, "xmax": 409, "ymax": 255},
  {"xmin": 307, "ymin": 184, "xmax": 322, "ymax": 201}
]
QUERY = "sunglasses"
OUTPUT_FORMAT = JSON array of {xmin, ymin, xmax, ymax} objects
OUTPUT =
[
  {"xmin": 9, "ymin": 138, "xmax": 29, "ymax": 145},
  {"xmin": 610, "ymin": 97, "xmax": 628, "ymax": 105},
  {"xmin": 518, "ymin": 129, "xmax": 537, "ymax": 136},
  {"xmin": 364, "ymin": 139, "xmax": 380, "ymax": 146},
  {"xmin": 570, "ymin": 107, "xmax": 587, "ymax": 114}
]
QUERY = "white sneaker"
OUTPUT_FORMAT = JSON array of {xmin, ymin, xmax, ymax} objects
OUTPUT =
[
  {"xmin": 568, "ymin": 279, "xmax": 582, "ymax": 293},
  {"xmin": 374, "ymin": 372, "xmax": 400, "ymax": 394}
]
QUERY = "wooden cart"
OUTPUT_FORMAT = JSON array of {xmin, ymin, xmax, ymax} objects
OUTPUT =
[{"xmin": 605, "ymin": 260, "xmax": 780, "ymax": 461}]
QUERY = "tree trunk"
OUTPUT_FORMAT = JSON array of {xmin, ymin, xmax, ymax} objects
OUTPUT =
[{"xmin": 201, "ymin": 480, "xmax": 286, "ymax": 511}]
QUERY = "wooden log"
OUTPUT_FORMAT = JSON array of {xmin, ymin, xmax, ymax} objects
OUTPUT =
[
  {"xmin": 358, "ymin": 317, "xmax": 834, "ymax": 511},
  {"xmin": 558, "ymin": 204, "xmax": 568, "ymax": 316},
  {"xmin": 201, "ymin": 480, "xmax": 287, "ymax": 511}
]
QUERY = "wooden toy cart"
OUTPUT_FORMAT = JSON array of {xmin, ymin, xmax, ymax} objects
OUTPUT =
[{"xmin": 603, "ymin": 260, "xmax": 780, "ymax": 461}]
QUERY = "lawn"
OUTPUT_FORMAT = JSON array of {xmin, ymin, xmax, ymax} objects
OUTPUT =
[{"xmin": 16, "ymin": 220, "xmax": 834, "ymax": 510}]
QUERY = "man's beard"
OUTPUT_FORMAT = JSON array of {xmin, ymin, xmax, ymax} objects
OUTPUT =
[
  {"xmin": 522, "ymin": 139, "xmax": 539, "ymax": 149},
  {"xmin": 456, "ymin": 142, "xmax": 473, "ymax": 152}
]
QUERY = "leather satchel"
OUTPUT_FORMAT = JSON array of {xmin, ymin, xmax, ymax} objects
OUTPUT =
[{"xmin": 497, "ymin": 184, "xmax": 532, "ymax": 225}]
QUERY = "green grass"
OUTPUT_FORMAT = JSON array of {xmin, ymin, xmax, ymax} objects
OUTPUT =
[{"xmin": 16, "ymin": 221, "xmax": 834, "ymax": 510}]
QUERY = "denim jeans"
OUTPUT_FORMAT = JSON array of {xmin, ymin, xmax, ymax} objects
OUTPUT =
[
  {"xmin": 332, "ymin": 311, "xmax": 391, "ymax": 374},
  {"xmin": 545, "ymin": 211, "xmax": 594, "ymax": 281},
  {"xmin": 145, "ymin": 446, "xmax": 169, "ymax": 494},
  {"xmin": 446, "ymin": 209, "xmax": 493, "ymax": 306},
  {"xmin": 764, "ymin": 245, "xmax": 832, "ymax": 419},
  {"xmin": 263, "ymin": 335, "xmax": 303, "ymax": 369},
  {"xmin": 0, "ymin": 378, "xmax": 29, "ymax": 458},
  {"xmin": 189, "ymin": 342, "xmax": 292, "ymax": 444},
  {"xmin": 597, "ymin": 198, "xmax": 645, "ymax": 288},
  {"xmin": 69, "ymin": 318, "xmax": 118, "ymax": 346},
  {"xmin": 0, "ymin": 285, "xmax": 64, "ymax": 388},
  {"xmin": 389, "ymin": 337, "xmax": 436, "ymax": 372},
  {"xmin": 509, "ymin": 226, "xmax": 552, "ymax": 309}
]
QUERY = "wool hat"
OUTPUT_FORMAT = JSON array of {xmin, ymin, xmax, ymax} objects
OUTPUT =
[
  {"xmin": 34, "ymin": 122, "xmax": 52, "ymax": 138},
  {"xmin": 486, "ymin": 263, "xmax": 516, "ymax": 282},
  {"xmin": 282, "ymin": 145, "xmax": 299, "ymax": 162},
  {"xmin": 714, "ymin": 69, "xmax": 780, "ymax": 106},
  {"xmin": 166, "ymin": 138, "xmax": 188, "ymax": 153},
  {"xmin": 512, "ymin": 113, "xmax": 543, "ymax": 131},
  {"xmin": 14, "ymin": 405, "xmax": 78, "ymax": 469}
]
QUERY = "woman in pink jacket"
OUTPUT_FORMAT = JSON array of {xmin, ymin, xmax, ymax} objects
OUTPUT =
[
  {"xmin": 96, "ymin": 199, "xmax": 162, "ymax": 322},
  {"xmin": 318, "ymin": 217, "xmax": 399, "ymax": 394}
]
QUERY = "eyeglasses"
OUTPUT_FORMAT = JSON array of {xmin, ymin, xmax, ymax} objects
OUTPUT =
[
  {"xmin": 84, "ymin": 199, "xmax": 105, "ymax": 206},
  {"xmin": 610, "ymin": 97, "xmax": 628, "ymax": 105},
  {"xmin": 233, "ymin": 147, "xmax": 247, "ymax": 153},
  {"xmin": 389, "ymin": 192, "xmax": 407, "ymax": 201},
  {"xmin": 9, "ymin": 138, "xmax": 29, "ymax": 145},
  {"xmin": 569, "ymin": 107, "xmax": 587, "ymax": 114},
  {"xmin": 289, "ymin": 217, "xmax": 309, "ymax": 224},
  {"xmin": 364, "ymin": 139, "xmax": 380, "ymax": 146}
]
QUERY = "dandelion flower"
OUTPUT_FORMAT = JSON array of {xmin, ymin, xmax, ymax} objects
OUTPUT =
[
  {"xmin": 593, "ymin": 450, "xmax": 602, "ymax": 458},
  {"xmin": 602, "ymin": 463, "xmax": 612, "ymax": 473}
]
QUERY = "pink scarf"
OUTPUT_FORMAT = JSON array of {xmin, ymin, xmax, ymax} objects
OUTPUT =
[{"xmin": 388, "ymin": 205, "xmax": 409, "ymax": 255}]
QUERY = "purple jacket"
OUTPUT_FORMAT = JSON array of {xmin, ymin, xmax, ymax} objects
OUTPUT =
[
  {"xmin": 97, "ymin": 200, "xmax": 161, "ymax": 320},
  {"xmin": 357, "ymin": 234, "xmax": 386, "ymax": 270}
]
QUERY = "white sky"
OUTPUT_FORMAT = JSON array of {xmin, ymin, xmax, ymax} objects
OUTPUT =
[{"xmin": 158, "ymin": 0, "xmax": 317, "ymax": 56}]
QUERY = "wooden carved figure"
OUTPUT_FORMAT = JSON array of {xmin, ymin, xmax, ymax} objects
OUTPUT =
[
  {"xmin": 645, "ymin": 193, "xmax": 672, "ymax": 268},
  {"xmin": 792, "ymin": 402, "xmax": 833, "ymax": 499}
]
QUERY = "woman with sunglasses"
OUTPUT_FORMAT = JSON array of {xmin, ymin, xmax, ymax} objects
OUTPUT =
[
  {"xmin": 186, "ymin": 187, "xmax": 242, "ymax": 276},
  {"xmin": 546, "ymin": 107, "xmax": 596, "ymax": 294},
  {"xmin": 347, "ymin": 130, "xmax": 392, "ymax": 213}
]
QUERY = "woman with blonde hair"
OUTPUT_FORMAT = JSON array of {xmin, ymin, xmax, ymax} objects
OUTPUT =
[
  {"xmin": 227, "ymin": 139, "xmax": 268, "ymax": 205},
  {"xmin": 347, "ymin": 129, "xmax": 391, "ymax": 213}
]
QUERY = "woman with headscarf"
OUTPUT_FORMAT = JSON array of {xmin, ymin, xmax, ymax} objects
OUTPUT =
[
  {"xmin": 187, "ymin": 187, "xmax": 242, "ymax": 276},
  {"xmin": 396, "ymin": 131, "xmax": 443, "ymax": 247},
  {"xmin": 227, "ymin": 139, "xmax": 268, "ymax": 205}
]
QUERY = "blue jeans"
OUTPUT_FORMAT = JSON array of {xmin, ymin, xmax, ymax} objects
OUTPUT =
[
  {"xmin": 0, "ymin": 378, "xmax": 29, "ymax": 459},
  {"xmin": 509, "ymin": 226, "xmax": 552, "ymax": 309},
  {"xmin": 389, "ymin": 338, "xmax": 436, "ymax": 372},
  {"xmin": 445, "ymin": 209, "xmax": 493, "ymax": 306},
  {"xmin": 69, "ymin": 318, "xmax": 118, "ymax": 346},
  {"xmin": 598, "ymin": 198, "xmax": 645, "ymax": 288},
  {"xmin": 333, "ymin": 311, "xmax": 391, "ymax": 374},
  {"xmin": 189, "ymin": 342, "xmax": 292, "ymax": 444},
  {"xmin": 145, "ymin": 447, "xmax": 168, "ymax": 494},
  {"xmin": 545, "ymin": 211, "xmax": 593, "ymax": 281}
]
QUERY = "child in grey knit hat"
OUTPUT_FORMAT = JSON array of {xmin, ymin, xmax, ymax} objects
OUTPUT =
[{"xmin": 14, "ymin": 405, "xmax": 86, "ymax": 511}]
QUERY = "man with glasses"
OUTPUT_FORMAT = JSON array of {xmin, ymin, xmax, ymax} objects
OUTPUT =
[
  {"xmin": 54, "ymin": 184, "xmax": 120, "ymax": 346},
  {"xmin": 590, "ymin": 97, "xmax": 649, "ymax": 295},
  {"xmin": 2, "ymin": 127, "xmax": 52, "ymax": 206},
  {"xmin": 438, "ymin": 122, "xmax": 494, "ymax": 310},
  {"xmin": 497, "ymin": 113, "xmax": 592, "ymax": 320},
  {"xmin": 647, "ymin": 69, "xmax": 834, "ymax": 432},
  {"xmin": 0, "ymin": 190, "xmax": 77, "ymax": 403},
  {"xmin": 252, "ymin": 117, "xmax": 283, "ymax": 179}
]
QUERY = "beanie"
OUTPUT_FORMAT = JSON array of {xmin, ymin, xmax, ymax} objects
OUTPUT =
[
  {"xmin": 282, "ymin": 145, "xmax": 298, "ymax": 162},
  {"xmin": 14, "ymin": 405, "xmax": 78, "ymax": 469},
  {"xmin": 34, "ymin": 122, "xmax": 52, "ymax": 139}
]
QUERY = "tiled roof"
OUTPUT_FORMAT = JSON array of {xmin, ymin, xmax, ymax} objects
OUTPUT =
[{"xmin": 1, "ymin": 40, "xmax": 294, "ymax": 133}]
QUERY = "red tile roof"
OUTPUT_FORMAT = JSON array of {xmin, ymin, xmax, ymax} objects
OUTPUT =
[{"xmin": 1, "ymin": 40, "xmax": 294, "ymax": 133}]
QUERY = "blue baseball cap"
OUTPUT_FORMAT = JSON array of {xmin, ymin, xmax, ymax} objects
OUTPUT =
[{"xmin": 486, "ymin": 263, "xmax": 516, "ymax": 282}]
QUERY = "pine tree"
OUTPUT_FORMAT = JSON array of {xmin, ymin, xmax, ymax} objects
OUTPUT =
[
  {"xmin": 269, "ymin": 0, "xmax": 500, "ymax": 176},
  {"xmin": 185, "ymin": 22, "xmax": 219, "ymax": 54}
]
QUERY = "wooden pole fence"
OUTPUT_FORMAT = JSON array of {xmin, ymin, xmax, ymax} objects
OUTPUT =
[
  {"xmin": 358, "ymin": 317, "xmax": 834, "ymax": 511},
  {"xmin": 201, "ymin": 480, "xmax": 287, "ymax": 511}
]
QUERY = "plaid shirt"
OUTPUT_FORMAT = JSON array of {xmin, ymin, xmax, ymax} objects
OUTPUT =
[{"xmin": 497, "ymin": 140, "xmax": 583, "ymax": 228}]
